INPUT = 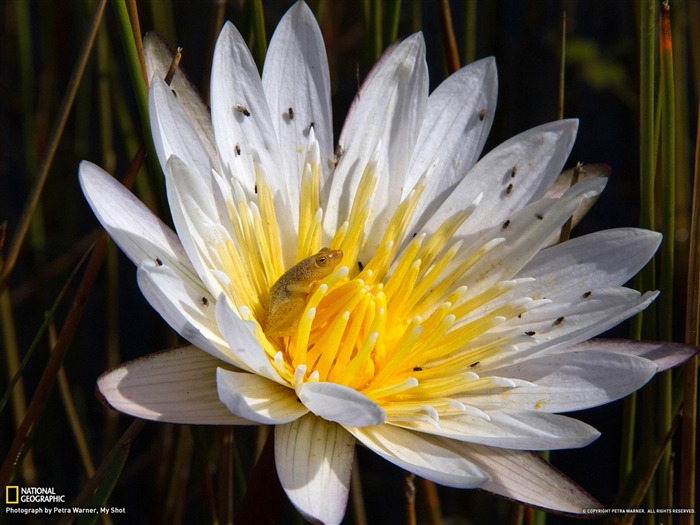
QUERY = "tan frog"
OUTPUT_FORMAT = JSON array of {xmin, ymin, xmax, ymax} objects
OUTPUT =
[{"xmin": 263, "ymin": 248, "xmax": 343, "ymax": 337}]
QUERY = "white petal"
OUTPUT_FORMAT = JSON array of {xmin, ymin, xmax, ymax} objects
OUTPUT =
[
  {"xmin": 348, "ymin": 425, "xmax": 489, "ymax": 488},
  {"xmin": 211, "ymin": 22, "xmax": 280, "ymax": 193},
  {"xmin": 492, "ymin": 288, "xmax": 659, "ymax": 361},
  {"xmin": 78, "ymin": 161, "xmax": 195, "ymax": 277},
  {"xmin": 217, "ymin": 368, "xmax": 306, "ymax": 424},
  {"xmin": 97, "ymin": 345, "xmax": 252, "ymax": 424},
  {"xmin": 136, "ymin": 261, "xmax": 234, "ymax": 364},
  {"xmin": 395, "ymin": 410, "xmax": 600, "ymax": 450},
  {"xmin": 471, "ymin": 349, "xmax": 656, "ymax": 412},
  {"xmin": 211, "ymin": 22, "xmax": 296, "ymax": 263},
  {"xmin": 215, "ymin": 296, "xmax": 286, "ymax": 383},
  {"xmin": 164, "ymin": 156, "xmax": 232, "ymax": 297},
  {"xmin": 149, "ymin": 74, "xmax": 213, "ymax": 179},
  {"xmin": 262, "ymin": 1, "xmax": 333, "ymax": 198},
  {"xmin": 275, "ymin": 416, "xmax": 354, "ymax": 525},
  {"xmin": 444, "ymin": 441, "xmax": 604, "ymax": 513},
  {"xmin": 517, "ymin": 228, "xmax": 662, "ymax": 295},
  {"xmin": 570, "ymin": 338, "xmax": 697, "ymax": 373},
  {"xmin": 325, "ymin": 33, "xmax": 428, "ymax": 253},
  {"xmin": 405, "ymin": 57, "xmax": 498, "ymax": 225},
  {"xmin": 452, "ymin": 177, "xmax": 606, "ymax": 299},
  {"xmin": 419, "ymin": 120, "xmax": 579, "ymax": 245},
  {"xmin": 297, "ymin": 382, "xmax": 386, "ymax": 426},
  {"xmin": 144, "ymin": 33, "xmax": 221, "ymax": 172}
]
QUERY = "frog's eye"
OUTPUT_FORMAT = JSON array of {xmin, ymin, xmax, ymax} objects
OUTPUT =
[{"xmin": 316, "ymin": 254, "xmax": 329, "ymax": 266}]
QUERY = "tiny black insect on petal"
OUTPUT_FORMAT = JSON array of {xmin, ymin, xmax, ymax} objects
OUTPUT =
[
  {"xmin": 155, "ymin": 257, "xmax": 163, "ymax": 266},
  {"xmin": 553, "ymin": 316, "xmax": 565, "ymax": 326},
  {"xmin": 535, "ymin": 213, "xmax": 544, "ymax": 220},
  {"xmin": 478, "ymin": 108, "xmax": 487, "ymax": 120},
  {"xmin": 201, "ymin": 297, "xmax": 209, "ymax": 306},
  {"xmin": 505, "ymin": 183, "xmax": 514, "ymax": 195},
  {"xmin": 525, "ymin": 330, "xmax": 536, "ymax": 336},
  {"xmin": 501, "ymin": 220, "xmax": 511, "ymax": 230},
  {"xmin": 235, "ymin": 104, "xmax": 251, "ymax": 117},
  {"xmin": 582, "ymin": 291, "xmax": 592, "ymax": 299},
  {"xmin": 413, "ymin": 366, "xmax": 423, "ymax": 371}
]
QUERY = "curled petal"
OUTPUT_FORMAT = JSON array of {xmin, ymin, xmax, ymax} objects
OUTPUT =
[
  {"xmin": 97, "ymin": 345, "xmax": 251, "ymax": 425},
  {"xmin": 217, "ymin": 369, "xmax": 306, "ymax": 424},
  {"xmin": 473, "ymin": 349, "xmax": 657, "ymax": 412},
  {"xmin": 450, "ymin": 441, "xmax": 604, "ymax": 514},
  {"xmin": 78, "ymin": 161, "xmax": 194, "ymax": 277},
  {"xmin": 275, "ymin": 416, "xmax": 354, "ymax": 525},
  {"xmin": 297, "ymin": 381, "xmax": 386, "ymax": 426},
  {"xmin": 349, "ymin": 425, "xmax": 489, "ymax": 488},
  {"xmin": 395, "ymin": 410, "xmax": 600, "ymax": 450}
]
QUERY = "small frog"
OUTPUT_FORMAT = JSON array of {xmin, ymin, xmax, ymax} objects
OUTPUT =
[{"xmin": 264, "ymin": 248, "xmax": 343, "ymax": 337}]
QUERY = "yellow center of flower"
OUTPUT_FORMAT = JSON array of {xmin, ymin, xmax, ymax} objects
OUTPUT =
[{"xmin": 217, "ymin": 150, "xmax": 536, "ymax": 420}]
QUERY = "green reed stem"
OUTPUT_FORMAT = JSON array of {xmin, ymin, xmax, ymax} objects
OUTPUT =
[
  {"xmin": 462, "ymin": 0, "xmax": 476, "ymax": 65},
  {"xmin": 679, "ymin": 60, "xmax": 700, "ymax": 525},
  {"xmin": 558, "ymin": 11, "xmax": 566, "ymax": 120},
  {"xmin": 371, "ymin": 0, "xmax": 383, "ymax": 60},
  {"xmin": 112, "ymin": 0, "xmax": 149, "ymax": 141},
  {"xmin": 149, "ymin": 0, "xmax": 176, "ymax": 49},
  {"xmin": 437, "ymin": 0, "xmax": 460, "ymax": 73},
  {"xmin": 385, "ymin": 0, "xmax": 402, "ymax": 46},
  {"xmin": 623, "ymin": 0, "xmax": 658, "ymax": 493},
  {"xmin": 251, "ymin": 0, "xmax": 267, "ymax": 67},
  {"xmin": 657, "ymin": 2, "xmax": 675, "ymax": 512}
]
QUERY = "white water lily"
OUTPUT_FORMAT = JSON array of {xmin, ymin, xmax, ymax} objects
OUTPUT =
[{"xmin": 79, "ymin": 3, "xmax": 685, "ymax": 523}]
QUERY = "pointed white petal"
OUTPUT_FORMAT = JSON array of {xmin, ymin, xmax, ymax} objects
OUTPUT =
[
  {"xmin": 97, "ymin": 345, "xmax": 252, "ymax": 424},
  {"xmin": 493, "ymin": 288, "xmax": 659, "ymax": 360},
  {"xmin": 446, "ymin": 441, "xmax": 604, "ymax": 513},
  {"xmin": 571, "ymin": 338, "xmax": 698, "ymax": 373},
  {"xmin": 349, "ymin": 425, "xmax": 489, "ymax": 488},
  {"xmin": 297, "ymin": 382, "xmax": 385, "ymax": 426},
  {"xmin": 79, "ymin": 161, "xmax": 197, "ymax": 276},
  {"xmin": 325, "ymin": 34, "xmax": 428, "ymax": 252},
  {"xmin": 210, "ymin": 22, "xmax": 295, "ymax": 261},
  {"xmin": 215, "ymin": 297, "xmax": 286, "ymax": 383},
  {"xmin": 211, "ymin": 22, "xmax": 279, "ymax": 192},
  {"xmin": 406, "ymin": 57, "xmax": 498, "ymax": 225},
  {"xmin": 517, "ymin": 228, "xmax": 662, "ymax": 295},
  {"xmin": 395, "ymin": 410, "xmax": 600, "ymax": 450},
  {"xmin": 144, "ymin": 33, "xmax": 221, "ymax": 173},
  {"xmin": 275, "ymin": 416, "xmax": 354, "ymax": 525},
  {"xmin": 453, "ymin": 178, "xmax": 606, "ymax": 298},
  {"xmin": 419, "ymin": 120, "xmax": 579, "ymax": 245},
  {"xmin": 137, "ymin": 261, "xmax": 234, "ymax": 363},
  {"xmin": 149, "ymin": 74, "xmax": 214, "ymax": 179},
  {"xmin": 262, "ymin": 1, "xmax": 333, "ymax": 197},
  {"xmin": 217, "ymin": 368, "xmax": 306, "ymax": 424},
  {"xmin": 164, "ymin": 156, "xmax": 233, "ymax": 298},
  {"xmin": 470, "ymin": 349, "xmax": 656, "ymax": 412}
]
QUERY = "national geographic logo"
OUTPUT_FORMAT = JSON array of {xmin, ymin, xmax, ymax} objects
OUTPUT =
[{"xmin": 4, "ymin": 486, "xmax": 65, "ymax": 503}]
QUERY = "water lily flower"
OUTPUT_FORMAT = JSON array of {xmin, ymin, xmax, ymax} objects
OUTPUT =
[{"xmin": 78, "ymin": 2, "xmax": 685, "ymax": 523}]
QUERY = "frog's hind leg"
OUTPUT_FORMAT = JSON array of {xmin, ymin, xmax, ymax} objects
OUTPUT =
[{"xmin": 263, "ymin": 296, "xmax": 307, "ymax": 337}]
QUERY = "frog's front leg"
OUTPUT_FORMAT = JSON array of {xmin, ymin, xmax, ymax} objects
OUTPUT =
[
  {"xmin": 285, "ymin": 280, "xmax": 318, "ymax": 294},
  {"xmin": 264, "ymin": 295, "xmax": 307, "ymax": 337}
]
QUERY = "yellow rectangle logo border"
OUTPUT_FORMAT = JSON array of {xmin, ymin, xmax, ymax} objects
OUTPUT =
[{"xmin": 6, "ymin": 486, "xmax": 19, "ymax": 504}]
